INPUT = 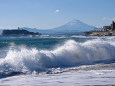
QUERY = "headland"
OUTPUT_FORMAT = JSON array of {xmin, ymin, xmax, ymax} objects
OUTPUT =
[{"xmin": 84, "ymin": 21, "xmax": 115, "ymax": 36}]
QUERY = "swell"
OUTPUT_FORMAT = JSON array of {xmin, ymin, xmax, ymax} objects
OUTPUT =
[{"xmin": 0, "ymin": 38, "xmax": 115, "ymax": 75}]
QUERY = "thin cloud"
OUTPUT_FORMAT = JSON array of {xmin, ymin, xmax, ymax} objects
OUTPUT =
[
  {"xmin": 55, "ymin": 9, "xmax": 60, "ymax": 13},
  {"xmin": 102, "ymin": 17, "xmax": 115, "ymax": 21},
  {"xmin": 0, "ymin": 27, "xmax": 2, "ymax": 29},
  {"xmin": 102, "ymin": 17, "xmax": 110, "ymax": 21},
  {"xmin": 113, "ymin": 18, "xmax": 115, "ymax": 20}
]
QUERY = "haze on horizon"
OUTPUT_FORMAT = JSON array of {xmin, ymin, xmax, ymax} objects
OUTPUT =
[{"xmin": 0, "ymin": 0, "xmax": 115, "ymax": 29}]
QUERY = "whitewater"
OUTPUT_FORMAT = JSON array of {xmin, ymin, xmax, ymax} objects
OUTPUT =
[{"xmin": 0, "ymin": 35, "xmax": 115, "ymax": 86}]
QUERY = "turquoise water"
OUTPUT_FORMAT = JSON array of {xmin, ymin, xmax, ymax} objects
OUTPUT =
[
  {"xmin": 0, "ymin": 35, "xmax": 92, "ymax": 49},
  {"xmin": 0, "ymin": 35, "xmax": 115, "ymax": 80}
]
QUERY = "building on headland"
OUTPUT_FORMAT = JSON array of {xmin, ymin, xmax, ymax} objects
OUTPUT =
[
  {"xmin": 1, "ymin": 27, "xmax": 41, "ymax": 36},
  {"xmin": 84, "ymin": 21, "xmax": 115, "ymax": 36},
  {"xmin": 111, "ymin": 21, "xmax": 115, "ymax": 31}
]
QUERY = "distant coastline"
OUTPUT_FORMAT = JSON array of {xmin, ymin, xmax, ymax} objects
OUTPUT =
[
  {"xmin": 84, "ymin": 21, "xmax": 115, "ymax": 36},
  {"xmin": 0, "ymin": 20, "xmax": 94, "ymax": 35}
]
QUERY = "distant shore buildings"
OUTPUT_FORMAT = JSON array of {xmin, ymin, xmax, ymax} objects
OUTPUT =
[
  {"xmin": 84, "ymin": 21, "xmax": 115, "ymax": 36},
  {"xmin": 1, "ymin": 27, "xmax": 41, "ymax": 36}
]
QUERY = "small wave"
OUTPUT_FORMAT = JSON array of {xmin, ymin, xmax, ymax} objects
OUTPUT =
[
  {"xmin": 40, "ymin": 35, "xmax": 68, "ymax": 38},
  {"xmin": 0, "ymin": 38, "xmax": 115, "ymax": 75}
]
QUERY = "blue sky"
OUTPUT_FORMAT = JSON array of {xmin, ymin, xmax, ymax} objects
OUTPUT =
[{"xmin": 0, "ymin": 0, "xmax": 115, "ymax": 29}]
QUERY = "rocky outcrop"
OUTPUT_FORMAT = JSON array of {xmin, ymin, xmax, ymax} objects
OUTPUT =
[
  {"xmin": 84, "ymin": 31, "xmax": 115, "ymax": 36},
  {"xmin": 84, "ymin": 21, "xmax": 115, "ymax": 36}
]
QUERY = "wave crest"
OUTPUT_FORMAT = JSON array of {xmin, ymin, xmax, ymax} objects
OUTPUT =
[{"xmin": 0, "ymin": 39, "xmax": 115, "ymax": 74}]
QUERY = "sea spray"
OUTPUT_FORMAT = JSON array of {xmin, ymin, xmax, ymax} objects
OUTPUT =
[
  {"xmin": 0, "ymin": 38, "xmax": 115, "ymax": 74},
  {"xmin": 0, "ymin": 46, "xmax": 42, "ymax": 73}
]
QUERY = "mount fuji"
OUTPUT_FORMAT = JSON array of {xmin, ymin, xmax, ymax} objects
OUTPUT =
[{"xmin": 22, "ymin": 20, "xmax": 94, "ymax": 34}]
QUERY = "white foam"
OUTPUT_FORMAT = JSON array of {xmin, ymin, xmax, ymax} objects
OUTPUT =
[{"xmin": 0, "ymin": 38, "xmax": 115, "ymax": 73}]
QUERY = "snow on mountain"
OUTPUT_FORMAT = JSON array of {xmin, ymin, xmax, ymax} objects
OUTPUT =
[
  {"xmin": 38, "ymin": 20, "xmax": 94, "ymax": 34},
  {"xmin": 49, "ymin": 20, "xmax": 94, "ymax": 32}
]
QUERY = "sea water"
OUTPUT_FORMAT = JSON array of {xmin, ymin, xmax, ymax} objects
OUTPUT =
[{"xmin": 0, "ymin": 35, "xmax": 115, "ymax": 86}]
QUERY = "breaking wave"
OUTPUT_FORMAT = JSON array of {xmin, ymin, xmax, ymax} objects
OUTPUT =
[{"xmin": 0, "ymin": 38, "xmax": 115, "ymax": 75}]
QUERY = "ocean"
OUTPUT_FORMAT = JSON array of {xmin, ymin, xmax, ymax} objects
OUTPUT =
[{"xmin": 0, "ymin": 35, "xmax": 115, "ymax": 86}]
